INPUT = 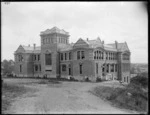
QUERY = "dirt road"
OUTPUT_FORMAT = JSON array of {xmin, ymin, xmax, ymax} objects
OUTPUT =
[{"xmin": 4, "ymin": 79, "xmax": 138, "ymax": 114}]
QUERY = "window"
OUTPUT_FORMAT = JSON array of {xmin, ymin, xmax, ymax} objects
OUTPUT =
[
  {"xmin": 107, "ymin": 64, "xmax": 109, "ymax": 73},
  {"xmin": 34, "ymin": 55, "xmax": 36, "ymax": 61},
  {"xmin": 62, "ymin": 64, "xmax": 66, "ymax": 71},
  {"xmin": 111, "ymin": 64, "xmax": 114, "ymax": 72},
  {"xmin": 77, "ymin": 51, "xmax": 85, "ymax": 60},
  {"xmin": 19, "ymin": 55, "xmax": 23, "ymax": 62},
  {"xmin": 81, "ymin": 51, "xmax": 85, "ymax": 59},
  {"xmin": 35, "ymin": 65, "xmax": 38, "ymax": 72},
  {"xmin": 96, "ymin": 63, "xmax": 98, "ymax": 74},
  {"xmin": 94, "ymin": 51, "xmax": 96, "ymax": 59},
  {"xmin": 113, "ymin": 53, "xmax": 114, "ymax": 60},
  {"xmin": 22, "ymin": 55, "xmax": 23, "ymax": 61},
  {"xmin": 19, "ymin": 55, "xmax": 21, "ymax": 61},
  {"xmin": 38, "ymin": 55, "xmax": 40, "ymax": 61},
  {"xmin": 65, "ymin": 53, "xmax": 67, "ymax": 60},
  {"xmin": 110, "ymin": 53, "xmax": 112, "ymax": 60},
  {"xmin": 124, "ymin": 77, "xmax": 126, "ymax": 82},
  {"xmin": 102, "ymin": 52, "xmax": 103, "ymax": 59},
  {"xmin": 106, "ymin": 52, "xmax": 108, "ymax": 60},
  {"xmin": 20, "ymin": 65, "xmax": 22, "ymax": 73},
  {"xmin": 69, "ymin": 52, "xmax": 71, "ymax": 60},
  {"xmin": 18, "ymin": 55, "xmax": 21, "ymax": 61},
  {"xmin": 99, "ymin": 51, "xmax": 101, "ymax": 59},
  {"xmin": 102, "ymin": 64, "xmax": 105, "ymax": 72},
  {"xmin": 61, "ymin": 53, "xmax": 63, "ymax": 61},
  {"xmin": 97, "ymin": 51, "xmax": 99, "ymax": 59},
  {"xmin": 115, "ymin": 64, "xmax": 117, "ymax": 72},
  {"xmin": 123, "ymin": 54, "xmax": 129, "ymax": 60},
  {"xmin": 114, "ymin": 53, "xmax": 116, "ymax": 60},
  {"xmin": 69, "ymin": 64, "xmax": 71, "ymax": 75},
  {"xmin": 77, "ymin": 51, "xmax": 80, "ymax": 60},
  {"xmin": 45, "ymin": 53, "xmax": 52, "ymax": 65},
  {"xmin": 79, "ymin": 64, "xmax": 82, "ymax": 74}
]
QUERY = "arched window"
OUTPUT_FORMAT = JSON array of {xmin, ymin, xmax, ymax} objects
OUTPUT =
[
  {"xmin": 102, "ymin": 52, "xmax": 103, "ymax": 59},
  {"xmin": 97, "ymin": 50, "xmax": 99, "ymax": 59},
  {"xmin": 94, "ymin": 51, "xmax": 96, "ymax": 59},
  {"xmin": 99, "ymin": 51, "xmax": 101, "ymax": 59}
]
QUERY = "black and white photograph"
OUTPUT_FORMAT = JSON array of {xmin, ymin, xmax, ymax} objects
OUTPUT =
[{"xmin": 1, "ymin": 1, "xmax": 148, "ymax": 114}]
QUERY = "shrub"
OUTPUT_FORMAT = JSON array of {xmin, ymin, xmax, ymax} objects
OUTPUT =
[
  {"xmin": 69, "ymin": 76, "xmax": 78, "ymax": 81},
  {"xmin": 96, "ymin": 77, "xmax": 102, "ymax": 82},
  {"xmin": 85, "ymin": 77, "xmax": 90, "ymax": 82}
]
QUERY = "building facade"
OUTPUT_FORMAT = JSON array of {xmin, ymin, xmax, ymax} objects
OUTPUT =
[{"xmin": 14, "ymin": 27, "xmax": 131, "ymax": 83}]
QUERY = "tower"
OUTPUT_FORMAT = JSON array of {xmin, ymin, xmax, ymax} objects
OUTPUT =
[{"xmin": 40, "ymin": 27, "xmax": 70, "ymax": 78}]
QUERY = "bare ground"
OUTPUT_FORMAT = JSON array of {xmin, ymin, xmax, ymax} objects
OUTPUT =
[{"xmin": 3, "ymin": 78, "xmax": 139, "ymax": 114}]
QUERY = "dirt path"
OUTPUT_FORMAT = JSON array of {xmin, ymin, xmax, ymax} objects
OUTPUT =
[{"xmin": 4, "ymin": 79, "xmax": 138, "ymax": 114}]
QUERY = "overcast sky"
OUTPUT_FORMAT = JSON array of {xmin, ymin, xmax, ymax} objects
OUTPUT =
[{"xmin": 2, "ymin": 2, "xmax": 148, "ymax": 63}]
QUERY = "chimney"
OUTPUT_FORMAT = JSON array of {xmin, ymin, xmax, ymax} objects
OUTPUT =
[
  {"xmin": 87, "ymin": 38, "xmax": 89, "ymax": 41},
  {"xmin": 115, "ymin": 41, "xmax": 118, "ymax": 49},
  {"xmin": 33, "ymin": 44, "xmax": 36, "ymax": 50},
  {"xmin": 28, "ymin": 44, "xmax": 30, "ymax": 47},
  {"xmin": 102, "ymin": 40, "xmax": 104, "ymax": 44}
]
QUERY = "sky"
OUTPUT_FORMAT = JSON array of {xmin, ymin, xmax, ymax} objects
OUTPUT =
[{"xmin": 2, "ymin": 2, "xmax": 148, "ymax": 63}]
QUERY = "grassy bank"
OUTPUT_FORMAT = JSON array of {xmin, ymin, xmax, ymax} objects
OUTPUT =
[
  {"xmin": 2, "ymin": 82, "xmax": 35, "ymax": 114},
  {"xmin": 90, "ymin": 76, "xmax": 148, "ymax": 113}
]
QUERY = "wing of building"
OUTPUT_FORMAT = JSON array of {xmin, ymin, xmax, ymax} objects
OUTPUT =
[{"xmin": 14, "ymin": 26, "xmax": 131, "ymax": 83}]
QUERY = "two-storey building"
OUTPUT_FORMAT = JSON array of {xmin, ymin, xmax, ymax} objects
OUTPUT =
[{"xmin": 14, "ymin": 27, "xmax": 131, "ymax": 83}]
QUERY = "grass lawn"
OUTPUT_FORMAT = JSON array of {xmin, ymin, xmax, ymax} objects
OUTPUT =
[{"xmin": 2, "ymin": 81, "xmax": 36, "ymax": 114}]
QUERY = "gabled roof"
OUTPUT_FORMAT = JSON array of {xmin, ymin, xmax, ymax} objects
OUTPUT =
[
  {"xmin": 40, "ymin": 26, "xmax": 69, "ymax": 35},
  {"xmin": 73, "ymin": 38, "xmax": 103, "ymax": 49},
  {"xmin": 58, "ymin": 43, "xmax": 73, "ymax": 51},
  {"xmin": 103, "ymin": 44, "xmax": 117, "ymax": 52},
  {"xmin": 107, "ymin": 42, "xmax": 130, "ymax": 52},
  {"xmin": 15, "ymin": 45, "xmax": 41, "ymax": 54},
  {"xmin": 87, "ymin": 39, "xmax": 103, "ymax": 48}
]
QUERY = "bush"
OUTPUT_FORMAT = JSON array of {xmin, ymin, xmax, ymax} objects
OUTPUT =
[
  {"xmin": 96, "ymin": 77, "xmax": 102, "ymax": 82},
  {"xmin": 70, "ymin": 76, "xmax": 78, "ymax": 81},
  {"xmin": 85, "ymin": 77, "xmax": 90, "ymax": 82}
]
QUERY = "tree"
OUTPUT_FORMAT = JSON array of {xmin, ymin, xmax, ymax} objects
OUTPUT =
[
  {"xmin": 2, "ymin": 59, "xmax": 14, "ymax": 75},
  {"xmin": 130, "ymin": 66, "xmax": 136, "ymax": 74}
]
